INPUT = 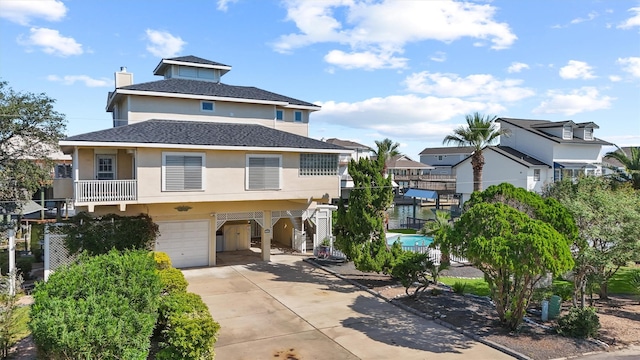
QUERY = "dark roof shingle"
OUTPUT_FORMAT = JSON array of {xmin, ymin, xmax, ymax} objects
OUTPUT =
[
  {"xmin": 63, "ymin": 120, "xmax": 346, "ymax": 151},
  {"xmin": 419, "ymin": 146, "xmax": 475, "ymax": 155},
  {"xmin": 164, "ymin": 55, "xmax": 230, "ymax": 67},
  {"xmin": 497, "ymin": 118, "xmax": 612, "ymax": 145}
]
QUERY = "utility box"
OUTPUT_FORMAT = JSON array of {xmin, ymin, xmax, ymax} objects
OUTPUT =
[{"xmin": 549, "ymin": 295, "xmax": 562, "ymax": 319}]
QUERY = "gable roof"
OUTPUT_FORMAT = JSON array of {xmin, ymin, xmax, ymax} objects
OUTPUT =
[
  {"xmin": 453, "ymin": 146, "xmax": 549, "ymax": 169},
  {"xmin": 61, "ymin": 120, "xmax": 346, "ymax": 153},
  {"xmin": 324, "ymin": 138, "xmax": 371, "ymax": 150},
  {"xmin": 108, "ymin": 78, "xmax": 319, "ymax": 110},
  {"xmin": 602, "ymin": 146, "xmax": 637, "ymax": 168},
  {"xmin": 419, "ymin": 146, "xmax": 475, "ymax": 155},
  {"xmin": 153, "ymin": 55, "xmax": 232, "ymax": 76},
  {"xmin": 385, "ymin": 155, "xmax": 435, "ymax": 169},
  {"xmin": 497, "ymin": 117, "xmax": 611, "ymax": 145}
]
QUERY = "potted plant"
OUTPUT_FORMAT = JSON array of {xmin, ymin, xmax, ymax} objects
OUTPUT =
[{"xmin": 317, "ymin": 237, "xmax": 331, "ymax": 259}]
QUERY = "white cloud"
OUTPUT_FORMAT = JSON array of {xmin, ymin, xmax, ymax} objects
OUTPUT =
[
  {"xmin": 145, "ymin": 29, "xmax": 186, "ymax": 58},
  {"xmin": 217, "ymin": 0, "xmax": 238, "ymax": 12},
  {"xmin": 403, "ymin": 71, "xmax": 535, "ymax": 102},
  {"xmin": 507, "ymin": 62, "xmax": 529, "ymax": 73},
  {"xmin": 570, "ymin": 11, "xmax": 598, "ymax": 24},
  {"xmin": 324, "ymin": 49, "xmax": 408, "ymax": 70},
  {"xmin": 273, "ymin": 0, "xmax": 516, "ymax": 70},
  {"xmin": 430, "ymin": 51, "xmax": 446, "ymax": 62},
  {"xmin": 609, "ymin": 75, "xmax": 622, "ymax": 82},
  {"xmin": 0, "ymin": 0, "xmax": 66, "ymax": 25},
  {"xmin": 533, "ymin": 87, "xmax": 613, "ymax": 116},
  {"xmin": 559, "ymin": 60, "xmax": 596, "ymax": 79},
  {"xmin": 314, "ymin": 95, "xmax": 505, "ymax": 141},
  {"xmin": 47, "ymin": 75, "xmax": 112, "ymax": 87},
  {"xmin": 18, "ymin": 27, "xmax": 83, "ymax": 56},
  {"xmin": 617, "ymin": 57, "xmax": 640, "ymax": 78},
  {"xmin": 618, "ymin": 7, "xmax": 640, "ymax": 29}
]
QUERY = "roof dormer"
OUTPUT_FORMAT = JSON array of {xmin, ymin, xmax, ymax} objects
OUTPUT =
[
  {"xmin": 575, "ymin": 122, "xmax": 599, "ymax": 141},
  {"xmin": 153, "ymin": 55, "xmax": 232, "ymax": 83},
  {"xmin": 562, "ymin": 124, "xmax": 573, "ymax": 140}
]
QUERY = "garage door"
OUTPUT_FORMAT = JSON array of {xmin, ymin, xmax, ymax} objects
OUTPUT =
[{"xmin": 156, "ymin": 221, "xmax": 210, "ymax": 268}]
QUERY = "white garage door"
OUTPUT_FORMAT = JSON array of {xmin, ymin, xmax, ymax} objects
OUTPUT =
[{"xmin": 156, "ymin": 220, "xmax": 210, "ymax": 268}]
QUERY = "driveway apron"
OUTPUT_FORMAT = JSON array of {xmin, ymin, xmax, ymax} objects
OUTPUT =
[{"xmin": 183, "ymin": 254, "xmax": 513, "ymax": 360}]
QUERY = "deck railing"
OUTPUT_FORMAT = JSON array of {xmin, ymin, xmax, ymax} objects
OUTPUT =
[{"xmin": 75, "ymin": 180, "xmax": 137, "ymax": 203}]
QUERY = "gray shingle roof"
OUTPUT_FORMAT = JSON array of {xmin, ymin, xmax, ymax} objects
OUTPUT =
[
  {"xmin": 164, "ymin": 55, "xmax": 230, "ymax": 67},
  {"xmin": 325, "ymin": 138, "xmax": 371, "ymax": 150},
  {"xmin": 452, "ymin": 146, "xmax": 548, "ymax": 168},
  {"xmin": 497, "ymin": 118, "xmax": 612, "ymax": 145},
  {"xmin": 419, "ymin": 146, "xmax": 475, "ymax": 155},
  {"xmin": 63, "ymin": 120, "xmax": 346, "ymax": 151},
  {"xmin": 119, "ymin": 78, "xmax": 319, "ymax": 108}
]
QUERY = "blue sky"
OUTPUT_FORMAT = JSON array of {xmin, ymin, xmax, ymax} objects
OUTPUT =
[{"xmin": 1, "ymin": 0, "xmax": 639, "ymax": 159}]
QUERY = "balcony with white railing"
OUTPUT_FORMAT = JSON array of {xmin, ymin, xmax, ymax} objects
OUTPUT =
[{"xmin": 75, "ymin": 180, "xmax": 137, "ymax": 203}]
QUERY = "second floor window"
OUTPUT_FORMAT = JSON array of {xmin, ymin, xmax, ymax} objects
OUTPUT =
[
  {"xmin": 294, "ymin": 111, "xmax": 303, "ymax": 122},
  {"xmin": 276, "ymin": 109, "xmax": 284, "ymax": 121},
  {"xmin": 584, "ymin": 128, "xmax": 593, "ymax": 140},
  {"xmin": 201, "ymin": 101, "xmax": 214, "ymax": 112},
  {"xmin": 56, "ymin": 164, "xmax": 72, "ymax": 178},
  {"xmin": 563, "ymin": 125, "xmax": 573, "ymax": 139},
  {"xmin": 299, "ymin": 154, "xmax": 338, "ymax": 176},
  {"xmin": 163, "ymin": 153, "xmax": 204, "ymax": 191},
  {"xmin": 533, "ymin": 169, "xmax": 540, "ymax": 181},
  {"xmin": 247, "ymin": 155, "xmax": 281, "ymax": 190}
]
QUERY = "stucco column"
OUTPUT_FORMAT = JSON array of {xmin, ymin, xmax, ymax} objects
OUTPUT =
[{"xmin": 262, "ymin": 211, "xmax": 271, "ymax": 262}]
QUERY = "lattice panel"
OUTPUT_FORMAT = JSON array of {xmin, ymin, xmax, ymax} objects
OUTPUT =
[
  {"xmin": 47, "ymin": 232, "xmax": 77, "ymax": 272},
  {"xmin": 216, "ymin": 211, "xmax": 264, "ymax": 230}
]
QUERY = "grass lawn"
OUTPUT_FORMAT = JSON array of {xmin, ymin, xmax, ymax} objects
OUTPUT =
[
  {"xmin": 12, "ymin": 304, "xmax": 30, "ymax": 344},
  {"xmin": 607, "ymin": 266, "xmax": 640, "ymax": 295},
  {"xmin": 388, "ymin": 228, "xmax": 418, "ymax": 234},
  {"xmin": 439, "ymin": 277, "xmax": 491, "ymax": 297}
]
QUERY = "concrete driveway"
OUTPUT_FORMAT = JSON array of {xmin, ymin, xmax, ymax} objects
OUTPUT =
[{"xmin": 184, "ymin": 254, "xmax": 513, "ymax": 360}]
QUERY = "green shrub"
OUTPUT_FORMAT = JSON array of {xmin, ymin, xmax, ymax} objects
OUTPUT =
[
  {"xmin": 30, "ymin": 223, "xmax": 44, "ymax": 262},
  {"xmin": 391, "ymin": 251, "xmax": 432, "ymax": 298},
  {"xmin": 153, "ymin": 251, "xmax": 173, "ymax": 270},
  {"xmin": 452, "ymin": 281, "xmax": 467, "ymax": 294},
  {"xmin": 552, "ymin": 282, "xmax": 574, "ymax": 301},
  {"xmin": 156, "ymin": 292, "xmax": 219, "ymax": 360},
  {"xmin": 159, "ymin": 268, "xmax": 188, "ymax": 294},
  {"xmin": 531, "ymin": 286, "xmax": 554, "ymax": 306},
  {"xmin": 29, "ymin": 250, "xmax": 163, "ymax": 359},
  {"xmin": 556, "ymin": 307, "xmax": 600, "ymax": 338}
]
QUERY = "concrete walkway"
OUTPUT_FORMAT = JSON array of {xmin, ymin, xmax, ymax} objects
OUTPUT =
[{"xmin": 184, "ymin": 254, "xmax": 513, "ymax": 360}]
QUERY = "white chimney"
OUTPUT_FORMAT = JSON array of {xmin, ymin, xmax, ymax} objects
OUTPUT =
[{"xmin": 115, "ymin": 67, "xmax": 133, "ymax": 88}]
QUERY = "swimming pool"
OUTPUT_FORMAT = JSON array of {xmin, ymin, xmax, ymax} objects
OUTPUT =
[{"xmin": 387, "ymin": 234, "xmax": 433, "ymax": 247}]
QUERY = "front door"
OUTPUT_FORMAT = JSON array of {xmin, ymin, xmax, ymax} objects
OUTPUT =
[{"xmin": 96, "ymin": 155, "xmax": 116, "ymax": 180}]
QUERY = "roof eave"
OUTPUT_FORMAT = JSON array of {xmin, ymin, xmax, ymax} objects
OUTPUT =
[{"xmin": 153, "ymin": 59, "xmax": 232, "ymax": 76}]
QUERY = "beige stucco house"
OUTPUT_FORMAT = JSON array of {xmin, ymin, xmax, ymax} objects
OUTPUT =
[{"xmin": 57, "ymin": 56, "xmax": 344, "ymax": 268}]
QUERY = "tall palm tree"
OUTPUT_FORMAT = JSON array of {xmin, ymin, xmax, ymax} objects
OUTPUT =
[
  {"xmin": 372, "ymin": 138, "xmax": 401, "ymax": 175},
  {"xmin": 604, "ymin": 146, "xmax": 640, "ymax": 189},
  {"xmin": 443, "ymin": 112, "xmax": 509, "ymax": 192}
]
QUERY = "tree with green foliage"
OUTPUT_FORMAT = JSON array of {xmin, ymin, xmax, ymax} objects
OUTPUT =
[
  {"xmin": 544, "ymin": 176, "xmax": 640, "ymax": 301},
  {"xmin": 449, "ymin": 183, "xmax": 575, "ymax": 330},
  {"xmin": 372, "ymin": 138, "xmax": 401, "ymax": 175},
  {"xmin": 421, "ymin": 210, "xmax": 453, "ymax": 265},
  {"xmin": 443, "ymin": 113, "xmax": 509, "ymax": 192},
  {"xmin": 604, "ymin": 146, "xmax": 640, "ymax": 190},
  {"xmin": 334, "ymin": 155, "xmax": 400, "ymax": 273},
  {"xmin": 0, "ymin": 81, "xmax": 66, "ymax": 220}
]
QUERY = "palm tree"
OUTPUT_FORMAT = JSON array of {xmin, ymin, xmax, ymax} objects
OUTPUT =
[
  {"xmin": 421, "ymin": 210, "xmax": 453, "ymax": 266},
  {"xmin": 604, "ymin": 146, "xmax": 640, "ymax": 189},
  {"xmin": 443, "ymin": 112, "xmax": 509, "ymax": 192},
  {"xmin": 372, "ymin": 138, "xmax": 401, "ymax": 175}
]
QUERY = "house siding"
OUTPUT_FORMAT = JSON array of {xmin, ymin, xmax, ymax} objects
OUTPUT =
[{"xmin": 499, "ymin": 124, "xmax": 555, "ymax": 164}]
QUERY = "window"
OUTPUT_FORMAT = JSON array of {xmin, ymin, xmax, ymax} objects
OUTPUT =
[
  {"xmin": 276, "ymin": 109, "xmax": 284, "ymax": 121},
  {"xmin": 178, "ymin": 66, "xmax": 197, "ymax": 78},
  {"xmin": 246, "ymin": 155, "xmax": 281, "ymax": 190},
  {"xmin": 55, "ymin": 164, "xmax": 72, "ymax": 178},
  {"xmin": 533, "ymin": 169, "xmax": 540, "ymax": 181},
  {"xmin": 563, "ymin": 125, "xmax": 573, "ymax": 139},
  {"xmin": 96, "ymin": 155, "xmax": 116, "ymax": 180},
  {"xmin": 294, "ymin": 111, "xmax": 303, "ymax": 122},
  {"xmin": 584, "ymin": 127, "xmax": 593, "ymax": 140},
  {"xmin": 201, "ymin": 101, "xmax": 214, "ymax": 112},
  {"xmin": 300, "ymin": 154, "xmax": 338, "ymax": 176},
  {"xmin": 162, "ymin": 153, "xmax": 204, "ymax": 191},
  {"xmin": 438, "ymin": 155, "xmax": 443, "ymax": 161}
]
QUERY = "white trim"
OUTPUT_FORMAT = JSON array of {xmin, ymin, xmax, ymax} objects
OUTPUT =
[
  {"xmin": 161, "ymin": 152, "xmax": 206, "ymax": 191},
  {"xmin": 95, "ymin": 154, "xmax": 116, "ymax": 180},
  {"xmin": 283, "ymin": 104, "xmax": 321, "ymax": 111},
  {"xmin": 154, "ymin": 59, "xmax": 232, "ymax": 73},
  {"xmin": 245, "ymin": 154, "xmax": 282, "ymax": 190},
  {"xmin": 275, "ymin": 109, "xmax": 284, "ymax": 121},
  {"xmin": 200, "ymin": 100, "xmax": 215, "ymax": 112},
  {"xmin": 60, "ymin": 141, "xmax": 346, "ymax": 154}
]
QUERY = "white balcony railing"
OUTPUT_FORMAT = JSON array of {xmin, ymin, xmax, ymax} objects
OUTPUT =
[{"xmin": 75, "ymin": 180, "xmax": 137, "ymax": 203}]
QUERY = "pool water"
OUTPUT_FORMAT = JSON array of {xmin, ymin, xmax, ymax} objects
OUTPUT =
[{"xmin": 387, "ymin": 234, "xmax": 434, "ymax": 247}]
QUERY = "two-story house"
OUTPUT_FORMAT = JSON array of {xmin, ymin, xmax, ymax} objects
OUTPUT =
[
  {"xmin": 419, "ymin": 146, "xmax": 474, "ymax": 175},
  {"xmin": 453, "ymin": 117, "xmax": 612, "ymax": 203},
  {"xmin": 57, "ymin": 56, "xmax": 344, "ymax": 268},
  {"xmin": 324, "ymin": 138, "xmax": 371, "ymax": 199},
  {"xmin": 384, "ymin": 155, "xmax": 434, "ymax": 191}
]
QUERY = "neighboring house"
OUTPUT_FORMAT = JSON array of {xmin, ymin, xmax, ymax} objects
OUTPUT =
[
  {"xmin": 385, "ymin": 155, "xmax": 435, "ymax": 191},
  {"xmin": 419, "ymin": 146, "xmax": 474, "ymax": 175},
  {"xmin": 56, "ymin": 56, "xmax": 344, "ymax": 268},
  {"xmin": 324, "ymin": 138, "xmax": 371, "ymax": 198},
  {"xmin": 453, "ymin": 117, "xmax": 612, "ymax": 204},
  {"xmin": 601, "ymin": 146, "xmax": 636, "ymax": 175}
]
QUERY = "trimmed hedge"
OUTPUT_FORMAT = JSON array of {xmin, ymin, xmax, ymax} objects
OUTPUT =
[
  {"xmin": 156, "ymin": 292, "xmax": 220, "ymax": 360},
  {"xmin": 556, "ymin": 307, "xmax": 600, "ymax": 338},
  {"xmin": 159, "ymin": 267, "xmax": 189, "ymax": 294},
  {"xmin": 29, "ymin": 250, "xmax": 163, "ymax": 359},
  {"xmin": 153, "ymin": 251, "xmax": 173, "ymax": 270}
]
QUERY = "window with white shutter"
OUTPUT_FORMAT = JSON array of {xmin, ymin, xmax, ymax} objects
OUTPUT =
[
  {"xmin": 162, "ymin": 152, "xmax": 205, "ymax": 191},
  {"xmin": 246, "ymin": 155, "xmax": 281, "ymax": 190}
]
